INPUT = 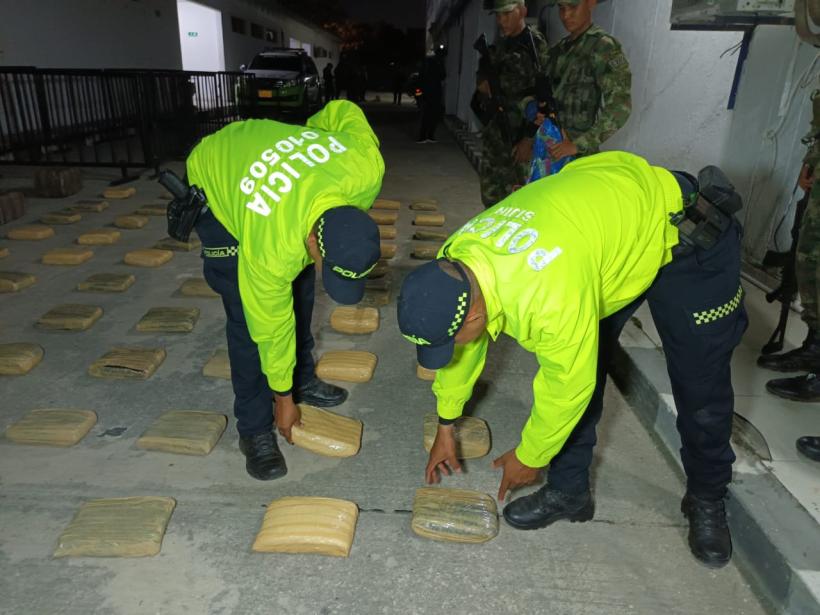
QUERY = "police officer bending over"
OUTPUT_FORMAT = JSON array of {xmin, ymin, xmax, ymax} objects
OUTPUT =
[
  {"xmin": 178, "ymin": 101, "xmax": 384, "ymax": 480},
  {"xmin": 398, "ymin": 152, "xmax": 747, "ymax": 568}
]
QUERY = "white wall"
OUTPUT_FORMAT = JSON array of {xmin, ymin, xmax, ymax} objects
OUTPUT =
[
  {"xmin": 0, "ymin": 0, "xmax": 183, "ymax": 69},
  {"xmin": 178, "ymin": 0, "xmax": 225, "ymax": 72},
  {"xmin": 437, "ymin": 0, "xmax": 819, "ymax": 264}
]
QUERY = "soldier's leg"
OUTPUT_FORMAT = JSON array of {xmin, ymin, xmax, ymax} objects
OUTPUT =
[
  {"xmin": 765, "ymin": 185, "xmax": 820, "ymax": 399},
  {"xmin": 480, "ymin": 127, "xmax": 516, "ymax": 208},
  {"xmin": 646, "ymin": 221, "xmax": 747, "ymax": 567},
  {"xmin": 197, "ymin": 210, "xmax": 273, "ymax": 437}
]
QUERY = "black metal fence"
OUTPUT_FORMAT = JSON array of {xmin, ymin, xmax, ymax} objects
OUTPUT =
[{"xmin": 0, "ymin": 67, "xmax": 254, "ymax": 173}]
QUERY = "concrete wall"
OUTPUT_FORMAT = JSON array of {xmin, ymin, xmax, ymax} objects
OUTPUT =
[
  {"xmin": 432, "ymin": 0, "xmax": 819, "ymax": 263},
  {"xmin": 0, "ymin": 0, "xmax": 183, "ymax": 69}
]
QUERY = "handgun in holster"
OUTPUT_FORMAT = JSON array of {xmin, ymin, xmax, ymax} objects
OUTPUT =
[
  {"xmin": 158, "ymin": 169, "xmax": 207, "ymax": 242},
  {"xmin": 670, "ymin": 166, "xmax": 742, "ymax": 252}
]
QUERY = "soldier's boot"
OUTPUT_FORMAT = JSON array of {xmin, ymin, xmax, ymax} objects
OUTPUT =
[
  {"xmin": 757, "ymin": 328, "xmax": 820, "ymax": 372},
  {"xmin": 502, "ymin": 486, "xmax": 594, "ymax": 530},
  {"xmin": 796, "ymin": 436, "xmax": 820, "ymax": 462},
  {"xmin": 682, "ymin": 493, "xmax": 732, "ymax": 569},
  {"xmin": 765, "ymin": 373, "xmax": 820, "ymax": 402}
]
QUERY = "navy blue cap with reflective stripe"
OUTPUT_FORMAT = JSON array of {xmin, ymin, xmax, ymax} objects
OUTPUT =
[
  {"xmin": 317, "ymin": 206, "xmax": 380, "ymax": 305},
  {"xmin": 397, "ymin": 259, "xmax": 471, "ymax": 369}
]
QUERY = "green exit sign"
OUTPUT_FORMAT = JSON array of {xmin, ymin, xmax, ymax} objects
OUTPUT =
[{"xmin": 188, "ymin": 31, "xmax": 198, "ymax": 37}]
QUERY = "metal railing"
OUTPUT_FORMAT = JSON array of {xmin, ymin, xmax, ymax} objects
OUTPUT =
[{"xmin": 0, "ymin": 67, "xmax": 255, "ymax": 173}]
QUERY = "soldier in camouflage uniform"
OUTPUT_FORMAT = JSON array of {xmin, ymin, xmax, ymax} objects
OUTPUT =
[
  {"xmin": 544, "ymin": 0, "xmax": 631, "ymax": 161},
  {"xmin": 761, "ymin": 91, "xmax": 820, "ymax": 417},
  {"xmin": 476, "ymin": 0, "xmax": 549, "ymax": 208}
]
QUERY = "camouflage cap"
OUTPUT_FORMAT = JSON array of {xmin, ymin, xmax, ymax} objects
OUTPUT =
[{"xmin": 484, "ymin": 0, "xmax": 525, "ymax": 13}]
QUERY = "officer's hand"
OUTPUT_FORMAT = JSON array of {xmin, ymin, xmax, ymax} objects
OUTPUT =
[
  {"xmin": 274, "ymin": 394, "xmax": 302, "ymax": 444},
  {"xmin": 492, "ymin": 449, "xmax": 540, "ymax": 501},
  {"xmin": 799, "ymin": 163, "xmax": 814, "ymax": 192},
  {"xmin": 425, "ymin": 425, "xmax": 462, "ymax": 484},
  {"xmin": 513, "ymin": 138, "xmax": 534, "ymax": 164}
]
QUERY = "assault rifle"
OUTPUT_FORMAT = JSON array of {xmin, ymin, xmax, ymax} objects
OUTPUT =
[
  {"xmin": 760, "ymin": 190, "xmax": 811, "ymax": 355},
  {"xmin": 471, "ymin": 33, "xmax": 513, "ymax": 149}
]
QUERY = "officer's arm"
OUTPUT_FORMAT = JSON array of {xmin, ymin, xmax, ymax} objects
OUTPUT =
[
  {"xmin": 306, "ymin": 99, "xmax": 380, "ymax": 147},
  {"xmin": 572, "ymin": 42, "xmax": 632, "ymax": 155},
  {"xmin": 432, "ymin": 331, "xmax": 491, "ymax": 420},
  {"xmin": 515, "ymin": 303, "xmax": 599, "ymax": 468},
  {"xmin": 237, "ymin": 253, "xmax": 297, "ymax": 394}
]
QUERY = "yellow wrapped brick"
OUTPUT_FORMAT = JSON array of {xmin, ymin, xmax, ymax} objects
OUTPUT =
[
  {"xmin": 409, "ymin": 201, "xmax": 438, "ymax": 211},
  {"xmin": 88, "ymin": 346, "xmax": 166, "ymax": 380},
  {"xmin": 179, "ymin": 277, "xmax": 218, "ymax": 298},
  {"xmin": 292, "ymin": 404, "xmax": 362, "ymax": 457},
  {"xmin": 124, "ymin": 249, "xmax": 173, "ymax": 267},
  {"xmin": 369, "ymin": 210, "xmax": 398, "ymax": 225},
  {"xmin": 378, "ymin": 225, "xmax": 397, "ymax": 240},
  {"xmin": 360, "ymin": 288, "xmax": 390, "ymax": 308},
  {"xmin": 36, "ymin": 304, "xmax": 103, "ymax": 331},
  {"xmin": 137, "ymin": 411, "xmax": 227, "ymax": 455},
  {"xmin": 411, "ymin": 487, "xmax": 498, "ymax": 544},
  {"xmin": 380, "ymin": 242, "xmax": 397, "ymax": 259},
  {"xmin": 329, "ymin": 306, "xmax": 379, "ymax": 334},
  {"xmin": 414, "ymin": 213, "xmax": 445, "ymax": 227},
  {"xmin": 114, "ymin": 215, "xmax": 149, "ymax": 229},
  {"xmin": 6, "ymin": 409, "xmax": 97, "ymax": 447},
  {"xmin": 40, "ymin": 210, "xmax": 81, "ymax": 225},
  {"xmin": 316, "ymin": 350, "xmax": 377, "ymax": 383},
  {"xmin": 42, "ymin": 247, "xmax": 93, "ymax": 265},
  {"xmin": 412, "ymin": 244, "xmax": 442, "ymax": 260},
  {"xmin": 7, "ymin": 225, "xmax": 55, "ymax": 240},
  {"xmin": 135, "ymin": 204, "xmax": 167, "ymax": 216},
  {"xmin": 154, "ymin": 236, "xmax": 201, "ymax": 251},
  {"xmin": 0, "ymin": 271, "xmax": 36, "ymax": 293},
  {"xmin": 77, "ymin": 228, "xmax": 121, "ymax": 245},
  {"xmin": 77, "ymin": 273, "xmax": 135, "ymax": 293},
  {"xmin": 202, "ymin": 349, "xmax": 231, "ymax": 380},
  {"xmin": 252, "ymin": 496, "xmax": 359, "ymax": 557},
  {"xmin": 373, "ymin": 198, "xmax": 401, "ymax": 210},
  {"xmin": 413, "ymin": 230, "xmax": 448, "ymax": 242},
  {"xmin": 0, "ymin": 343, "xmax": 44, "ymax": 375},
  {"xmin": 417, "ymin": 364, "xmax": 436, "ymax": 381},
  {"xmin": 102, "ymin": 186, "xmax": 136, "ymax": 199},
  {"xmin": 54, "ymin": 496, "xmax": 176, "ymax": 558},
  {"xmin": 422, "ymin": 413, "xmax": 491, "ymax": 459},
  {"xmin": 136, "ymin": 307, "xmax": 200, "ymax": 333},
  {"xmin": 70, "ymin": 199, "xmax": 108, "ymax": 213},
  {"xmin": 368, "ymin": 260, "xmax": 389, "ymax": 279}
]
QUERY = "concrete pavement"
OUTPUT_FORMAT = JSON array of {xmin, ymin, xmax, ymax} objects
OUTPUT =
[{"xmin": 0, "ymin": 102, "xmax": 770, "ymax": 614}]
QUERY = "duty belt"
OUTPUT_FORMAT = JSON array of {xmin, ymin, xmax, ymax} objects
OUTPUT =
[{"xmin": 202, "ymin": 245, "xmax": 238, "ymax": 258}]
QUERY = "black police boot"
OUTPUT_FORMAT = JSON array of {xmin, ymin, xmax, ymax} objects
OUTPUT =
[
  {"xmin": 757, "ymin": 329, "xmax": 820, "ymax": 372},
  {"xmin": 797, "ymin": 436, "xmax": 820, "ymax": 462},
  {"xmin": 293, "ymin": 377, "xmax": 348, "ymax": 408},
  {"xmin": 681, "ymin": 493, "xmax": 732, "ymax": 568},
  {"xmin": 765, "ymin": 373, "xmax": 820, "ymax": 402},
  {"xmin": 238, "ymin": 432, "xmax": 287, "ymax": 481},
  {"xmin": 502, "ymin": 486, "xmax": 594, "ymax": 530}
]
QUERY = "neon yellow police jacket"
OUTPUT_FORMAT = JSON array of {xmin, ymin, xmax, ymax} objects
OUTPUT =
[
  {"xmin": 435, "ymin": 151, "xmax": 683, "ymax": 468},
  {"xmin": 186, "ymin": 101, "xmax": 384, "ymax": 392}
]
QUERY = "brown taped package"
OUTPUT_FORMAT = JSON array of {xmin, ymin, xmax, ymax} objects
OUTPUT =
[
  {"xmin": 414, "ymin": 213, "xmax": 445, "ymax": 227},
  {"xmin": 252, "ymin": 496, "xmax": 359, "ymax": 557},
  {"xmin": 77, "ymin": 228, "xmax": 121, "ymax": 245},
  {"xmin": 40, "ymin": 210, "xmax": 81, "ymax": 225},
  {"xmin": 134, "ymin": 204, "xmax": 168, "ymax": 216},
  {"xmin": 202, "ymin": 349, "xmax": 231, "ymax": 380},
  {"xmin": 36, "ymin": 304, "xmax": 103, "ymax": 331},
  {"xmin": 114, "ymin": 215, "xmax": 149, "ymax": 229},
  {"xmin": 6, "ymin": 409, "xmax": 97, "ymax": 447},
  {"xmin": 8, "ymin": 225, "xmax": 55, "ymax": 240},
  {"xmin": 292, "ymin": 404, "xmax": 362, "ymax": 457},
  {"xmin": 102, "ymin": 186, "xmax": 137, "ymax": 199},
  {"xmin": 378, "ymin": 225, "xmax": 397, "ymax": 240},
  {"xmin": 154, "ymin": 236, "xmax": 201, "ymax": 251},
  {"xmin": 137, "ymin": 411, "xmax": 227, "ymax": 455},
  {"xmin": 136, "ymin": 307, "xmax": 200, "ymax": 333},
  {"xmin": 54, "ymin": 496, "xmax": 176, "ymax": 558},
  {"xmin": 179, "ymin": 278, "xmax": 219, "ymax": 298},
  {"xmin": 373, "ymin": 198, "xmax": 401, "ymax": 210},
  {"xmin": 0, "ymin": 343, "xmax": 44, "ymax": 375},
  {"xmin": 413, "ymin": 230, "xmax": 448, "ymax": 242},
  {"xmin": 0, "ymin": 271, "xmax": 36, "ymax": 293},
  {"xmin": 409, "ymin": 201, "xmax": 438, "ymax": 211},
  {"xmin": 42, "ymin": 247, "xmax": 93, "ymax": 265},
  {"xmin": 380, "ymin": 242, "xmax": 397, "ymax": 259},
  {"xmin": 422, "ymin": 413, "xmax": 491, "ymax": 459},
  {"xmin": 316, "ymin": 350, "xmax": 377, "ymax": 383},
  {"xmin": 412, "ymin": 244, "xmax": 442, "ymax": 260},
  {"xmin": 70, "ymin": 199, "xmax": 108, "ymax": 213},
  {"xmin": 124, "ymin": 249, "xmax": 173, "ymax": 267},
  {"xmin": 416, "ymin": 364, "xmax": 436, "ymax": 381},
  {"xmin": 88, "ymin": 346, "xmax": 166, "ymax": 380},
  {"xmin": 77, "ymin": 273, "xmax": 135, "ymax": 293},
  {"xmin": 369, "ymin": 210, "xmax": 398, "ymax": 225},
  {"xmin": 411, "ymin": 487, "xmax": 498, "ymax": 544},
  {"xmin": 329, "ymin": 306, "xmax": 379, "ymax": 334}
]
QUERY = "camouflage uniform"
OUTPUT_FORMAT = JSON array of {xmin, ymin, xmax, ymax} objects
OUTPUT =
[
  {"xmin": 479, "ymin": 25, "xmax": 550, "ymax": 208},
  {"xmin": 796, "ymin": 89, "xmax": 820, "ymax": 329},
  {"xmin": 547, "ymin": 24, "xmax": 631, "ymax": 155}
]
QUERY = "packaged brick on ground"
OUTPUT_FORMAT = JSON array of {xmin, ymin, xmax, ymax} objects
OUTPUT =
[
  {"xmin": 411, "ymin": 487, "xmax": 498, "ymax": 544},
  {"xmin": 6, "ymin": 409, "xmax": 97, "ymax": 447},
  {"xmin": 291, "ymin": 405, "xmax": 362, "ymax": 458}
]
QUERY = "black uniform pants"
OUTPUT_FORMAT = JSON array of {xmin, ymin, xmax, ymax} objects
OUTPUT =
[
  {"xmin": 547, "ymin": 221, "xmax": 748, "ymax": 500},
  {"xmin": 196, "ymin": 209, "xmax": 317, "ymax": 437},
  {"xmin": 418, "ymin": 95, "xmax": 442, "ymax": 141}
]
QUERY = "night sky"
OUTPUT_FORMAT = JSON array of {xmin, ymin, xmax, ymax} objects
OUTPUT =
[{"xmin": 339, "ymin": 0, "xmax": 426, "ymax": 28}]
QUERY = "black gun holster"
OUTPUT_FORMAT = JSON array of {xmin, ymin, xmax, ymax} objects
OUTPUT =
[{"xmin": 158, "ymin": 169, "xmax": 207, "ymax": 242}]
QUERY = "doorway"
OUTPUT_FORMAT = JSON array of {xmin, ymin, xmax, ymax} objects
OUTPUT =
[{"xmin": 177, "ymin": 0, "xmax": 225, "ymax": 72}]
